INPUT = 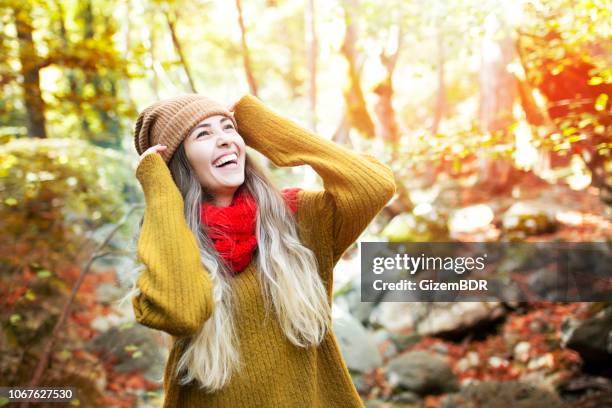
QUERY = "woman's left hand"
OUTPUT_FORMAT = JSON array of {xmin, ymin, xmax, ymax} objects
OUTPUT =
[{"xmin": 227, "ymin": 99, "xmax": 240, "ymax": 113}]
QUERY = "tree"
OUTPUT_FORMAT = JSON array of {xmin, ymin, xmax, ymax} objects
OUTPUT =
[{"xmin": 12, "ymin": 2, "xmax": 47, "ymax": 138}]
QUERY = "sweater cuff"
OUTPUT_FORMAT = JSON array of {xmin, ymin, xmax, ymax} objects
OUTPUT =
[
  {"xmin": 135, "ymin": 153, "xmax": 183, "ymax": 206},
  {"xmin": 136, "ymin": 152, "xmax": 166, "ymax": 184}
]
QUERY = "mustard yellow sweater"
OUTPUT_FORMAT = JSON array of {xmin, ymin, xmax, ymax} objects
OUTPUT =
[{"xmin": 133, "ymin": 94, "xmax": 396, "ymax": 407}]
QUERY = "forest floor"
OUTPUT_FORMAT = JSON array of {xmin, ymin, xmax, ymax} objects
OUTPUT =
[{"xmin": 5, "ymin": 181, "xmax": 606, "ymax": 408}]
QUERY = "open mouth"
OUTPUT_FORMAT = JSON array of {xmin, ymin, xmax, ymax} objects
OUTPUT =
[{"xmin": 213, "ymin": 152, "xmax": 239, "ymax": 169}]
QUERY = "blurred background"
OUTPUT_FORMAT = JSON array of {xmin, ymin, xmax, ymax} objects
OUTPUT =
[{"xmin": 0, "ymin": 0, "xmax": 610, "ymax": 407}]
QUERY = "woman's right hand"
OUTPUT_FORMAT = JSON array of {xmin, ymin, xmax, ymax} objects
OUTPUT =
[
  {"xmin": 227, "ymin": 98, "xmax": 241, "ymax": 113},
  {"xmin": 138, "ymin": 144, "xmax": 167, "ymax": 167}
]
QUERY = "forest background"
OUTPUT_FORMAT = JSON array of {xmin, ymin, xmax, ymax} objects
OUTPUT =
[{"xmin": 0, "ymin": 0, "xmax": 610, "ymax": 407}]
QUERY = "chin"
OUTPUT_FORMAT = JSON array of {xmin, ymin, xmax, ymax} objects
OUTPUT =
[{"xmin": 224, "ymin": 180, "xmax": 245, "ymax": 189}]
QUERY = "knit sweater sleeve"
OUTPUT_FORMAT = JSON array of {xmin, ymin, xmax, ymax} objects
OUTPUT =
[
  {"xmin": 133, "ymin": 152, "xmax": 214, "ymax": 337},
  {"xmin": 233, "ymin": 94, "xmax": 397, "ymax": 265}
]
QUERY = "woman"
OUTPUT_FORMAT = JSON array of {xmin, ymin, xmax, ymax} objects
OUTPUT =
[{"xmin": 131, "ymin": 93, "xmax": 396, "ymax": 407}]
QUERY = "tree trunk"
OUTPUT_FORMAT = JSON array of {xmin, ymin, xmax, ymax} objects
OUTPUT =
[
  {"xmin": 13, "ymin": 4, "xmax": 47, "ymax": 138},
  {"xmin": 301, "ymin": 0, "xmax": 319, "ymax": 187},
  {"xmin": 339, "ymin": 0, "xmax": 375, "ymax": 139},
  {"xmin": 514, "ymin": 32, "xmax": 553, "ymax": 128},
  {"xmin": 148, "ymin": 6, "xmax": 161, "ymax": 100},
  {"xmin": 478, "ymin": 22, "xmax": 516, "ymax": 133},
  {"xmin": 332, "ymin": 111, "xmax": 352, "ymax": 146},
  {"xmin": 477, "ymin": 18, "xmax": 517, "ymax": 194},
  {"xmin": 165, "ymin": 9, "xmax": 197, "ymax": 93},
  {"xmin": 305, "ymin": 0, "xmax": 318, "ymax": 132},
  {"xmin": 431, "ymin": 25, "xmax": 446, "ymax": 136},
  {"xmin": 55, "ymin": 0, "xmax": 90, "ymax": 138},
  {"xmin": 233, "ymin": 0, "xmax": 271, "ymax": 170},
  {"xmin": 82, "ymin": 1, "xmax": 121, "ymax": 148},
  {"xmin": 120, "ymin": 0, "xmax": 137, "ymax": 115},
  {"xmin": 373, "ymin": 24, "xmax": 402, "ymax": 159},
  {"xmin": 235, "ymin": 0, "xmax": 258, "ymax": 96}
]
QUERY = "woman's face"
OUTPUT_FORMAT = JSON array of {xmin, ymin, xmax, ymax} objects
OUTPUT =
[{"xmin": 183, "ymin": 115, "xmax": 246, "ymax": 206}]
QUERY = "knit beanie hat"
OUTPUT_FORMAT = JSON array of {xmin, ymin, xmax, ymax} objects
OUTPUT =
[{"xmin": 134, "ymin": 94, "xmax": 238, "ymax": 164}]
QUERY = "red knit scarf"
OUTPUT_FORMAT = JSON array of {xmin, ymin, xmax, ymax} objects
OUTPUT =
[{"xmin": 200, "ymin": 187, "xmax": 301, "ymax": 275}]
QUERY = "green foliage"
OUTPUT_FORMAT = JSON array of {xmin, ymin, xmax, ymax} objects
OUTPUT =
[
  {"xmin": 518, "ymin": 0, "xmax": 611, "ymax": 161},
  {"xmin": 0, "ymin": 138, "xmax": 139, "ymax": 267},
  {"xmin": 0, "ymin": 0, "xmax": 135, "ymax": 145}
]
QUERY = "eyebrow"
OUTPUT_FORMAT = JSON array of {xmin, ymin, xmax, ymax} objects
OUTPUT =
[{"xmin": 191, "ymin": 117, "xmax": 233, "ymax": 133}]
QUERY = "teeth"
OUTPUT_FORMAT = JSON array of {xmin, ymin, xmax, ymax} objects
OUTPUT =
[{"xmin": 213, "ymin": 153, "xmax": 238, "ymax": 167}]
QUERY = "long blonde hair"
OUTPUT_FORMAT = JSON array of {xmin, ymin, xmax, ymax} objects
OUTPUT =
[{"xmin": 128, "ymin": 141, "xmax": 331, "ymax": 392}]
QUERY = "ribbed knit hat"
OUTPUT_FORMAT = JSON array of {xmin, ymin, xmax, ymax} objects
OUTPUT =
[{"xmin": 134, "ymin": 94, "xmax": 238, "ymax": 164}]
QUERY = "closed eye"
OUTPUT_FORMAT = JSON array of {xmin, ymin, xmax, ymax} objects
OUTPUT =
[{"xmin": 195, "ymin": 122, "xmax": 234, "ymax": 138}]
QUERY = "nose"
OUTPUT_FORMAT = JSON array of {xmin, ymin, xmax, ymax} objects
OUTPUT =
[{"xmin": 216, "ymin": 132, "xmax": 232, "ymax": 148}]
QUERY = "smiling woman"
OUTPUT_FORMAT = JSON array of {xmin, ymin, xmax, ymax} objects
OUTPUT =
[{"xmin": 130, "ymin": 93, "xmax": 396, "ymax": 408}]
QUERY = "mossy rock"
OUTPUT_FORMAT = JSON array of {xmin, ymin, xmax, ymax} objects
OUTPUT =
[
  {"xmin": 440, "ymin": 380, "xmax": 566, "ymax": 408},
  {"xmin": 382, "ymin": 210, "xmax": 449, "ymax": 242},
  {"xmin": 501, "ymin": 202, "xmax": 557, "ymax": 239}
]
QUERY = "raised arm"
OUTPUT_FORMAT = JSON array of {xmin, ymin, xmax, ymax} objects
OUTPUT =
[
  {"xmin": 233, "ymin": 94, "xmax": 397, "ymax": 265},
  {"xmin": 133, "ymin": 152, "xmax": 214, "ymax": 337}
]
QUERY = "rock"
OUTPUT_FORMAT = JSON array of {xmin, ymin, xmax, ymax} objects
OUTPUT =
[
  {"xmin": 527, "ymin": 266, "xmax": 581, "ymax": 301},
  {"xmin": 381, "ymin": 341, "xmax": 399, "ymax": 361},
  {"xmin": 333, "ymin": 307, "xmax": 382, "ymax": 373},
  {"xmin": 381, "ymin": 209, "xmax": 449, "ymax": 243},
  {"xmin": 501, "ymin": 202, "xmax": 557, "ymax": 239},
  {"xmin": 513, "ymin": 341, "xmax": 531, "ymax": 363},
  {"xmin": 389, "ymin": 390, "xmax": 422, "ymax": 405},
  {"xmin": 440, "ymin": 380, "xmax": 566, "ymax": 408},
  {"xmin": 430, "ymin": 342, "xmax": 449, "ymax": 355},
  {"xmin": 373, "ymin": 329, "xmax": 392, "ymax": 343},
  {"xmin": 90, "ymin": 313, "xmax": 123, "ymax": 332},
  {"xmin": 527, "ymin": 353, "xmax": 555, "ymax": 371},
  {"xmin": 373, "ymin": 329, "xmax": 399, "ymax": 360},
  {"xmin": 351, "ymin": 372, "xmax": 368, "ymax": 393},
  {"xmin": 417, "ymin": 302, "xmax": 506, "ymax": 337},
  {"xmin": 558, "ymin": 374, "xmax": 612, "ymax": 402},
  {"xmin": 521, "ymin": 371, "xmax": 566, "ymax": 394},
  {"xmin": 352, "ymin": 302, "xmax": 377, "ymax": 326},
  {"xmin": 456, "ymin": 351, "xmax": 480, "ymax": 373},
  {"xmin": 372, "ymin": 302, "xmax": 506, "ymax": 337},
  {"xmin": 337, "ymin": 286, "xmax": 376, "ymax": 325},
  {"xmin": 333, "ymin": 265, "xmax": 377, "ymax": 326},
  {"xmin": 529, "ymin": 317, "xmax": 551, "ymax": 333},
  {"xmin": 333, "ymin": 255, "xmax": 361, "ymax": 293},
  {"xmin": 448, "ymin": 204, "xmax": 495, "ymax": 235},
  {"xmin": 369, "ymin": 303, "xmax": 423, "ymax": 333},
  {"xmin": 364, "ymin": 399, "xmax": 387, "ymax": 408},
  {"xmin": 385, "ymin": 350, "xmax": 459, "ymax": 395},
  {"xmin": 565, "ymin": 390, "xmax": 612, "ymax": 408},
  {"xmin": 561, "ymin": 304, "xmax": 612, "ymax": 375},
  {"xmin": 389, "ymin": 332, "xmax": 422, "ymax": 352},
  {"xmin": 95, "ymin": 282, "xmax": 124, "ymax": 304}
]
